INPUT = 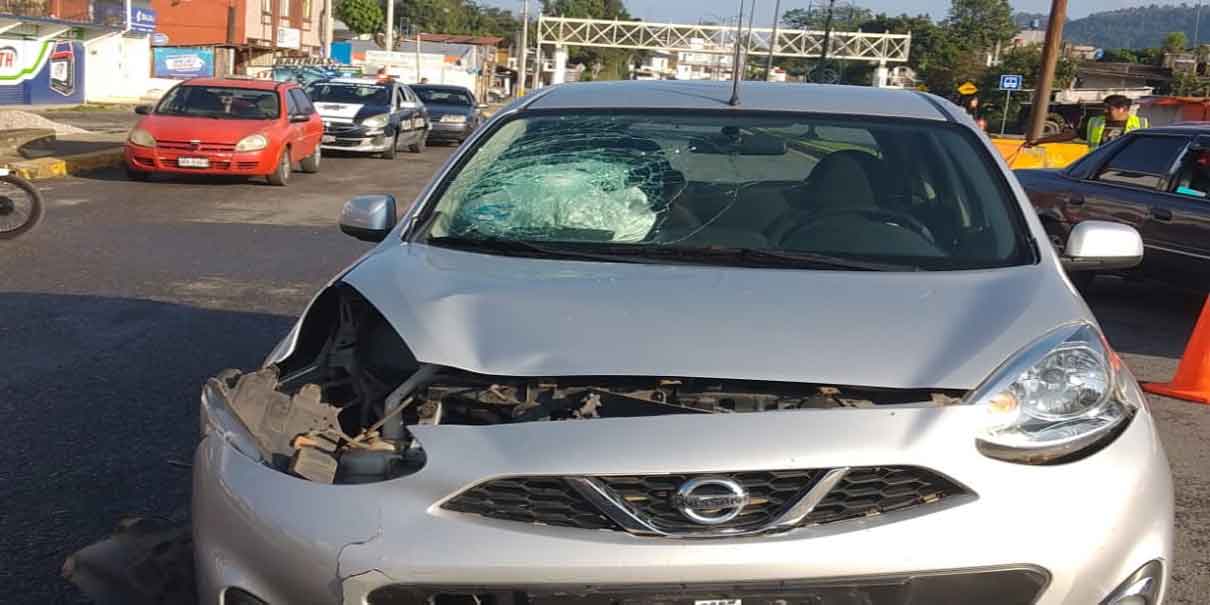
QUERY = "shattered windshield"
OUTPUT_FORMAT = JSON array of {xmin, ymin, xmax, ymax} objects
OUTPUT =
[{"xmin": 420, "ymin": 111, "xmax": 1032, "ymax": 271}]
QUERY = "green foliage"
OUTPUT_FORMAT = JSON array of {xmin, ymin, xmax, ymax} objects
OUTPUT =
[
  {"xmin": 1063, "ymin": 5, "xmax": 1207, "ymax": 49},
  {"xmin": 979, "ymin": 46, "xmax": 1077, "ymax": 132},
  {"xmin": 1164, "ymin": 31, "xmax": 1189, "ymax": 52},
  {"xmin": 1171, "ymin": 71, "xmax": 1210, "ymax": 96},
  {"xmin": 781, "ymin": 5, "xmax": 874, "ymax": 31},
  {"xmin": 335, "ymin": 0, "xmax": 383, "ymax": 35},
  {"xmin": 945, "ymin": 0, "xmax": 1018, "ymax": 52},
  {"xmin": 393, "ymin": 0, "xmax": 521, "ymax": 38}
]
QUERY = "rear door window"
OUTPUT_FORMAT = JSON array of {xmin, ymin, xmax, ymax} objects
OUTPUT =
[
  {"xmin": 289, "ymin": 88, "xmax": 314, "ymax": 114},
  {"xmin": 1095, "ymin": 135, "xmax": 1190, "ymax": 189},
  {"xmin": 285, "ymin": 90, "xmax": 300, "ymax": 117}
]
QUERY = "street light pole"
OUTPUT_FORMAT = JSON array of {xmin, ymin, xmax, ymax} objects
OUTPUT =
[
  {"xmin": 518, "ymin": 0, "xmax": 529, "ymax": 95},
  {"xmin": 765, "ymin": 0, "xmax": 781, "ymax": 81},
  {"xmin": 1025, "ymin": 0, "xmax": 1068, "ymax": 142},
  {"xmin": 1196, "ymin": 1, "xmax": 1203, "ymax": 48},
  {"xmin": 384, "ymin": 0, "xmax": 394, "ymax": 51},
  {"xmin": 817, "ymin": 0, "xmax": 837, "ymax": 83}
]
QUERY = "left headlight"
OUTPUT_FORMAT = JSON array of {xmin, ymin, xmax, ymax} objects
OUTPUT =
[
  {"xmin": 971, "ymin": 322, "xmax": 1138, "ymax": 464},
  {"xmin": 440, "ymin": 114, "xmax": 468, "ymax": 124},
  {"xmin": 235, "ymin": 133, "xmax": 268, "ymax": 152},
  {"xmin": 360, "ymin": 113, "xmax": 389, "ymax": 128}
]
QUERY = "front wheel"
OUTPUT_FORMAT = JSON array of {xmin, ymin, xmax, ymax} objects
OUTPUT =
[
  {"xmin": 409, "ymin": 134, "xmax": 426, "ymax": 154},
  {"xmin": 266, "ymin": 148, "xmax": 291, "ymax": 186},
  {"xmin": 299, "ymin": 145, "xmax": 321, "ymax": 173},
  {"xmin": 0, "ymin": 173, "xmax": 44, "ymax": 239},
  {"xmin": 381, "ymin": 134, "xmax": 398, "ymax": 160}
]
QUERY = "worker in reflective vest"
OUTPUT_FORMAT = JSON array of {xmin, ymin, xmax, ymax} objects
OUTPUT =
[{"xmin": 1088, "ymin": 94, "xmax": 1148, "ymax": 148}]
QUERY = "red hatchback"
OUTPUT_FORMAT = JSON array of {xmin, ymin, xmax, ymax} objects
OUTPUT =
[{"xmin": 125, "ymin": 78, "xmax": 323, "ymax": 186}]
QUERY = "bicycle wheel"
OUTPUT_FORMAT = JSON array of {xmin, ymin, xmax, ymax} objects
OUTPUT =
[{"xmin": 0, "ymin": 173, "xmax": 43, "ymax": 239}]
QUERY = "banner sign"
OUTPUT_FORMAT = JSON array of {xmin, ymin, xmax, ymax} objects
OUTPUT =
[
  {"xmin": 131, "ymin": 7, "xmax": 157, "ymax": 34},
  {"xmin": 0, "ymin": 41, "xmax": 52, "ymax": 86},
  {"xmin": 153, "ymin": 47, "xmax": 215, "ymax": 79},
  {"xmin": 277, "ymin": 26, "xmax": 301, "ymax": 50}
]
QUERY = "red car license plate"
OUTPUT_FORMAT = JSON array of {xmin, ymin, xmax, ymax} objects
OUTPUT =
[{"xmin": 178, "ymin": 157, "xmax": 210, "ymax": 168}]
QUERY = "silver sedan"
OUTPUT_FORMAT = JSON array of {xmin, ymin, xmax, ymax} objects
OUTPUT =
[{"xmin": 192, "ymin": 81, "xmax": 1172, "ymax": 605}]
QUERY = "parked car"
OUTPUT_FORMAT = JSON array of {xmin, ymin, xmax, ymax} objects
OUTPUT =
[
  {"xmin": 124, "ymin": 78, "xmax": 323, "ymax": 186},
  {"xmin": 1017, "ymin": 125, "xmax": 1210, "ymax": 287},
  {"xmin": 188, "ymin": 82, "xmax": 1169, "ymax": 605},
  {"xmin": 410, "ymin": 83, "xmax": 485, "ymax": 144},
  {"xmin": 306, "ymin": 77, "xmax": 429, "ymax": 158}
]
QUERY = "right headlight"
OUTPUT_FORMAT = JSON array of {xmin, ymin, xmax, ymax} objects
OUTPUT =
[
  {"xmin": 970, "ymin": 323, "xmax": 1138, "ymax": 464},
  {"xmin": 127, "ymin": 128, "xmax": 156, "ymax": 147}
]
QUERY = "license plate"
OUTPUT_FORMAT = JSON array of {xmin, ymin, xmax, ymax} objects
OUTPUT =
[
  {"xmin": 695, "ymin": 600, "xmax": 740, "ymax": 605},
  {"xmin": 322, "ymin": 135, "xmax": 336, "ymax": 143},
  {"xmin": 178, "ymin": 157, "xmax": 209, "ymax": 168}
]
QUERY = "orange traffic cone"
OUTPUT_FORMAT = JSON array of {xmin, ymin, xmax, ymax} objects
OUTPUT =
[{"xmin": 1143, "ymin": 295, "xmax": 1210, "ymax": 404}]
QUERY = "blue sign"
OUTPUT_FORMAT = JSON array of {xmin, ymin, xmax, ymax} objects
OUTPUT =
[
  {"xmin": 150, "ymin": 32, "xmax": 169, "ymax": 46},
  {"xmin": 999, "ymin": 74, "xmax": 1023, "ymax": 90},
  {"xmin": 153, "ymin": 47, "xmax": 214, "ymax": 79},
  {"xmin": 130, "ymin": 7, "xmax": 157, "ymax": 34}
]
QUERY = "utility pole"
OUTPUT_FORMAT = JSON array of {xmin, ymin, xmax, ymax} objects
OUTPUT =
[
  {"xmin": 271, "ymin": 0, "xmax": 280, "ymax": 51},
  {"xmin": 816, "ymin": 0, "xmax": 836, "ymax": 83},
  {"xmin": 765, "ymin": 0, "xmax": 781, "ymax": 81},
  {"xmin": 1197, "ymin": 1, "xmax": 1203, "ymax": 48},
  {"xmin": 1025, "ymin": 0, "xmax": 1068, "ymax": 142},
  {"xmin": 518, "ymin": 0, "xmax": 529, "ymax": 95},
  {"xmin": 416, "ymin": 31, "xmax": 422, "ymax": 82},
  {"xmin": 384, "ymin": 0, "xmax": 394, "ymax": 51}
]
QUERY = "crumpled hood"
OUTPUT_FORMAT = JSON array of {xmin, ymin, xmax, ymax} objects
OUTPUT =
[{"xmin": 341, "ymin": 244, "xmax": 1089, "ymax": 390}]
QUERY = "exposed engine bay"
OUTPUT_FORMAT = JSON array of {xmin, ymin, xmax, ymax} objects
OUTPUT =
[{"xmin": 205, "ymin": 284, "xmax": 964, "ymax": 485}]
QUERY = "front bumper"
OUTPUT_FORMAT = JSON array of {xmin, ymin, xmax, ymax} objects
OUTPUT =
[
  {"xmin": 428, "ymin": 121, "xmax": 471, "ymax": 141},
  {"xmin": 193, "ymin": 403, "xmax": 1173, "ymax": 605},
  {"xmin": 321, "ymin": 122, "xmax": 393, "ymax": 153},
  {"xmin": 125, "ymin": 145, "xmax": 275, "ymax": 175}
]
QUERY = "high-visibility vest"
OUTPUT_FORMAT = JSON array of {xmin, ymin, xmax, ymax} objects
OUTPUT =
[{"xmin": 1088, "ymin": 114, "xmax": 1148, "ymax": 147}]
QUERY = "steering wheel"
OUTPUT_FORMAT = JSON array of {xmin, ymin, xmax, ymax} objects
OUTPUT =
[{"xmin": 786, "ymin": 207, "xmax": 936, "ymax": 246}]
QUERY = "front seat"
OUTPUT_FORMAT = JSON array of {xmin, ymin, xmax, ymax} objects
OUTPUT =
[{"xmin": 777, "ymin": 151, "xmax": 941, "ymax": 257}]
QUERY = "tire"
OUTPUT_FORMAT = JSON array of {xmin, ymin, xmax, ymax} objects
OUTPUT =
[
  {"xmin": 409, "ymin": 134, "xmax": 426, "ymax": 154},
  {"xmin": 267, "ymin": 148, "xmax": 291, "ymax": 186},
  {"xmin": 125, "ymin": 166, "xmax": 150, "ymax": 181},
  {"xmin": 0, "ymin": 174, "xmax": 44, "ymax": 239},
  {"xmin": 381, "ymin": 134, "xmax": 398, "ymax": 160},
  {"xmin": 299, "ymin": 145, "xmax": 321, "ymax": 173}
]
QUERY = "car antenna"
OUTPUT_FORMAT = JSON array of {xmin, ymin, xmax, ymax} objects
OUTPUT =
[{"xmin": 728, "ymin": 0, "xmax": 750, "ymax": 106}]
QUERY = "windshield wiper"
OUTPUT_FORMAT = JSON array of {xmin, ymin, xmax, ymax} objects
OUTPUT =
[
  {"xmin": 426, "ymin": 236, "xmax": 665, "ymax": 265},
  {"xmin": 635, "ymin": 245, "xmax": 916, "ymax": 271}
]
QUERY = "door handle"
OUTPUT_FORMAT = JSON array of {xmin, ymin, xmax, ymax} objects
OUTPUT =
[{"xmin": 1152, "ymin": 207, "xmax": 1174, "ymax": 221}]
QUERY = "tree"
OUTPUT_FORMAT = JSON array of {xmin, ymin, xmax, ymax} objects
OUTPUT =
[
  {"xmin": 335, "ymin": 0, "xmax": 383, "ymax": 35},
  {"xmin": 1164, "ymin": 31, "xmax": 1188, "ymax": 52},
  {"xmin": 944, "ymin": 0, "xmax": 1017, "ymax": 54},
  {"xmin": 781, "ymin": 5, "xmax": 874, "ymax": 31},
  {"xmin": 392, "ymin": 0, "xmax": 520, "ymax": 38}
]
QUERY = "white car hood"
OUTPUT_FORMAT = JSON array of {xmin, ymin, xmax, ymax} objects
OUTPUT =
[{"xmin": 340, "ymin": 243, "xmax": 1088, "ymax": 391}]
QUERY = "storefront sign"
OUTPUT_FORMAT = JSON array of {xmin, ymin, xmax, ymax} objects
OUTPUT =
[
  {"xmin": 277, "ymin": 27, "xmax": 301, "ymax": 50},
  {"xmin": 153, "ymin": 47, "xmax": 215, "ymax": 79},
  {"xmin": 0, "ymin": 41, "xmax": 51, "ymax": 85},
  {"xmin": 131, "ymin": 7, "xmax": 157, "ymax": 34}
]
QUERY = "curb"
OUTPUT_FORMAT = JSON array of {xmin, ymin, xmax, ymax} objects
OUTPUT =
[{"xmin": 9, "ymin": 147, "xmax": 125, "ymax": 180}]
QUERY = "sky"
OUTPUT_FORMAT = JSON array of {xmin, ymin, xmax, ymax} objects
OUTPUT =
[{"xmin": 481, "ymin": 0, "xmax": 1197, "ymax": 26}]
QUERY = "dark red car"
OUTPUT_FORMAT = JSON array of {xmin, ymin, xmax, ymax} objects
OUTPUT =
[
  {"xmin": 125, "ymin": 77, "xmax": 323, "ymax": 186},
  {"xmin": 1016, "ymin": 125, "xmax": 1210, "ymax": 288}
]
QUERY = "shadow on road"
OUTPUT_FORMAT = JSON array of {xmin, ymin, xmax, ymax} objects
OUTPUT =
[
  {"xmin": 0, "ymin": 292, "xmax": 292, "ymax": 604},
  {"xmin": 1085, "ymin": 277, "xmax": 1206, "ymax": 361}
]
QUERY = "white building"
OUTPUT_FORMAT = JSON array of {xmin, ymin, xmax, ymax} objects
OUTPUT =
[
  {"xmin": 674, "ymin": 38, "xmax": 733, "ymax": 81},
  {"xmin": 632, "ymin": 50, "xmax": 673, "ymax": 80}
]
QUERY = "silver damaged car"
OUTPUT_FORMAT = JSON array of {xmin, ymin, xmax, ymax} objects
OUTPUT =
[{"xmin": 191, "ymin": 82, "xmax": 1173, "ymax": 605}]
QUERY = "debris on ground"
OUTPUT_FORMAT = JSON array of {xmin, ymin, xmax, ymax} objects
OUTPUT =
[
  {"xmin": 62, "ymin": 517, "xmax": 196, "ymax": 605},
  {"xmin": 0, "ymin": 110, "xmax": 88, "ymax": 135}
]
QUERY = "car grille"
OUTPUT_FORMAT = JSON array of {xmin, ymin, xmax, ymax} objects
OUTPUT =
[
  {"xmin": 236, "ymin": 161, "xmax": 260, "ymax": 170},
  {"xmin": 157, "ymin": 140, "xmax": 236, "ymax": 152},
  {"xmin": 441, "ymin": 466, "xmax": 967, "ymax": 538},
  {"xmin": 324, "ymin": 122, "xmax": 362, "ymax": 136},
  {"xmin": 364, "ymin": 567, "xmax": 1049, "ymax": 605}
]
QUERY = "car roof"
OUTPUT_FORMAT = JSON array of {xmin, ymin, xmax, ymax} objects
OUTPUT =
[
  {"xmin": 326, "ymin": 77, "xmax": 392, "ymax": 86},
  {"xmin": 184, "ymin": 77, "xmax": 284, "ymax": 91},
  {"xmin": 524, "ymin": 80, "xmax": 950, "ymax": 121}
]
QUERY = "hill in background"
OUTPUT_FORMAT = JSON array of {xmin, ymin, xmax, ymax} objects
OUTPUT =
[{"xmin": 1024, "ymin": 5, "xmax": 1207, "ymax": 50}]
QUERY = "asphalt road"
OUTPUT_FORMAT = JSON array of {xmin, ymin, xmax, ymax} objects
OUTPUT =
[{"xmin": 0, "ymin": 148, "xmax": 1208, "ymax": 604}]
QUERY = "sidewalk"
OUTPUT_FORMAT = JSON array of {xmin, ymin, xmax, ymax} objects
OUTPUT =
[{"xmin": 3, "ymin": 131, "xmax": 125, "ymax": 180}]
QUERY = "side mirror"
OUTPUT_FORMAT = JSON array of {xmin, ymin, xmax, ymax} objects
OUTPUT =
[
  {"xmin": 340, "ymin": 194, "xmax": 397, "ymax": 242},
  {"xmin": 1061, "ymin": 220, "xmax": 1143, "ymax": 272},
  {"xmin": 134, "ymin": 105, "xmax": 152, "ymax": 115},
  {"xmin": 289, "ymin": 113, "xmax": 310, "ymax": 123}
]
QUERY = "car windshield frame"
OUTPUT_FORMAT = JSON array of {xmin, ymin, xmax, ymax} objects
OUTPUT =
[
  {"xmin": 306, "ymin": 82, "xmax": 392, "ymax": 106},
  {"xmin": 408, "ymin": 108, "xmax": 1038, "ymax": 272},
  {"xmin": 155, "ymin": 85, "xmax": 282, "ymax": 120}
]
